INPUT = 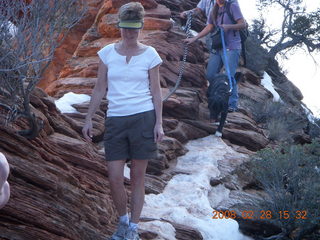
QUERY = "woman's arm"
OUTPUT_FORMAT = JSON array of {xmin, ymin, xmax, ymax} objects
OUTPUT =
[
  {"xmin": 82, "ymin": 60, "xmax": 108, "ymax": 141},
  {"xmin": 184, "ymin": 23, "xmax": 214, "ymax": 45},
  {"xmin": 180, "ymin": 7, "xmax": 203, "ymax": 18},
  {"xmin": 221, "ymin": 18, "xmax": 246, "ymax": 31},
  {"xmin": 149, "ymin": 64, "xmax": 164, "ymax": 143}
]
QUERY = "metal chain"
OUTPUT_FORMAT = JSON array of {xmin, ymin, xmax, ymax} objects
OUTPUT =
[{"xmin": 163, "ymin": 11, "xmax": 193, "ymax": 101}]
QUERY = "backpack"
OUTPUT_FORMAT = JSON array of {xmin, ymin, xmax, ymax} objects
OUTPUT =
[{"xmin": 225, "ymin": 1, "xmax": 249, "ymax": 66}]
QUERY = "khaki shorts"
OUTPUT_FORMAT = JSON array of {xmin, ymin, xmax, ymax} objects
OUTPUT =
[{"xmin": 104, "ymin": 110, "xmax": 157, "ymax": 161}]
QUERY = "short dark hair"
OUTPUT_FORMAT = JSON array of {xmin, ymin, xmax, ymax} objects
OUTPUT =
[{"xmin": 118, "ymin": 2, "xmax": 145, "ymax": 22}]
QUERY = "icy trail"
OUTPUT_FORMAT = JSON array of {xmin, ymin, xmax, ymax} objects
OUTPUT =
[{"xmin": 140, "ymin": 135, "xmax": 252, "ymax": 240}]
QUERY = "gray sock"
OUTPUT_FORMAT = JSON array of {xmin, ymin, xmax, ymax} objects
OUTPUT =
[
  {"xmin": 129, "ymin": 221, "xmax": 138, "ymax": 230},
  {"xmin": 119, "ymin": 213, "xmax": 129, "ymax": 225}
]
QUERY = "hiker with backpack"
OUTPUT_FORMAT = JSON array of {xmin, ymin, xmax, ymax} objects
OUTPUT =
[
  {"xmin": 180, "ymin": 0, "xmax": 215, "ymax": 50},
  {"xmin": 184, "ymin": 0, "xmax": 246, "ymax": 112}
]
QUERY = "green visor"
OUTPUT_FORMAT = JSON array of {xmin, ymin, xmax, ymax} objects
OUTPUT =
[{"xmin": 117, "ymin": 20, "xmax": 144, "ymax": 29}]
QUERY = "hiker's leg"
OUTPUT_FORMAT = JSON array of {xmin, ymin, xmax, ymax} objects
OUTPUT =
[
  {"xmin": 108, "ymin": 160, "xmax": 129, "ymax": 240},
  {"xmin": 107, "ymin": 160, "xmax": 127, "ymax": 216},
  {"xmin": 206, "ymin": 50, "xmax": 223, "ymax": 85},
  {"xmin": 222, "ymin": 49, "xmax": 241, "ymax": 110},
  {"xmin": 129, "ymin": 159, "xmax": 148, "ymax": 223}
]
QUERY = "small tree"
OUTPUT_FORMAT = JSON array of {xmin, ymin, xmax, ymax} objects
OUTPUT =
[
  {"xmin": 252, "ymin": 0, "xmax": 320, "ymax": 60},
  {"xmin": 0, "ymin": 0, "xmax": 86, "ymax": 139}
]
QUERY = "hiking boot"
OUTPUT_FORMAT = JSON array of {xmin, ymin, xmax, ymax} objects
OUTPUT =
[
  {"xmin": 124, "ymin": 227, "xmax": 140, "ymax": 240},
  {"xmin": 109, "ymin": 221, "xmax": 128, "ymax": 240}
]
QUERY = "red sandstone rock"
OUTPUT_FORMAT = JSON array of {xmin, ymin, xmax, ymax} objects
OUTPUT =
[
  {"xmin": 96, "ymin": 0, "xmax": 116, "ymax": 24},
  {"xmin": 0, "ymin": 89, "xmax": 117, "ymax": 239},
  {"xmin": 144, "ymin": 17, "xmax": 173, "ymax": 31},
  {"xmin": 46, "ymin": 77, "xmax": 97, "ymax": 98},
  {"xmin": 239, "ymin": 80, "xmax": 273, "ymax": 103},
  {"xmin": 58, "ymin": 56, "xmax": 100, "ymax": 79},
  {"xmin": 97, "ymin": 14, "xmax": 120, "ymax": 38},
  {"xmin": 223, "ymin": 127, "xmax": 269, "ymax": 151},
  {"xmin": 163, "ymin": 89, "xmax": 201, "ymax": 120},
  {"xmin": 166, "ymin": 120, "xmax": 208, "ymax": 143},
  {"xmin": 239, "ymin": 67, "xmax": 262, "ymax": 85},
  {"xmin": 39, "ymin": 0, "xmax": 104, "ymax": 90},
  {"xmin": 74, "ymin": 38, "xmax": 118, "ymax": 57},
  {"xmin": 145, "ymin": 4, "xmax": 171, "ymax": 19}
]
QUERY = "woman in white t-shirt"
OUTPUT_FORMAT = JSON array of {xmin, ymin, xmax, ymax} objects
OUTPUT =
[{"xmin": 82, "ymin": 2, "xmax": 164, "ymax": 240}]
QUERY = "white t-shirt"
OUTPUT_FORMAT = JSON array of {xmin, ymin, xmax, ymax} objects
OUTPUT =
[{"xmin": 97, "ymin": 43, "xmax": 163, "ymax": 117}]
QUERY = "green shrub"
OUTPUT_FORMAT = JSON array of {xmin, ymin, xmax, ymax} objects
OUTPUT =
[
  {"xmin": 238, "ymin": 95, "xmax": 258, "ymax": 115},
  {"xmin": 253, "ymin": 100, "xmax": 287, "ymax": 125},
  {"xmin": 267, "ymin": 118, "xmax": 288, "ymax": 141},
  {"xmin": 250, "ymin": 140, "xmax": 320, "ymax": 239},
  {"xmin": 241, "ymin": 98, "xmax": 292, "ymax": 141},
  {"xmin": 309, "ymin": 117, "xmax": 320, "ymax": 139},
  {"xmin": 240, "ymin": 98, "xmax": 314, "ymax": 143}
]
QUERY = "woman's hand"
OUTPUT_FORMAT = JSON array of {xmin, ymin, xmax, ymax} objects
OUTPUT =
[
  {"xmin": 183, "ymin": 37, "xmax": 197, "ymax": 45},
  {"xmin": 82, "ymin": 119, "xmax": 93, "ymax": 142},
  {"xmin": 180, "ymin": 9, "xmax": 199, "ymax": 19},
  {"xmin": 183, "ymin": 24, "xmax": 213, "ymax": 45},
  {"xmin": 154, "ymin": 123, "xmax": 164, "ymax": 143},
  {"xmin": 180, "ymin": 11, "xmax": 188, "ymax": 19}
]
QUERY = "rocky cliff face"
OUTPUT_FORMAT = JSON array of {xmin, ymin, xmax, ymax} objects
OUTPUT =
[
  {"xmin": 38, "ymin": 0, "xmax": 105, "ymax": 90},
  {"xmin": 0, "ymin": 0, "xmax": 313, "ymax": 239}
]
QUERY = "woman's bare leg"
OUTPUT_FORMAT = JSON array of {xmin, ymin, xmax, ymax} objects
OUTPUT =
[
  {"xmin": 129, "ymin": 159, "xmax": 148, "ymax": 223},
  {"xmin": 107, "ymin": 160, "xmax": 127, "ymax": 216}
]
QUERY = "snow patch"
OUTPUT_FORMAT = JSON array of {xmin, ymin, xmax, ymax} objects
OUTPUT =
[
  {"xmin": 141, "ymin": 136, "xmax": 252, "ymax": 240},
  {"xmin": 124, "ymin": 164, "xmax": 131, "ymax": 180},
  {"xmin": 301, "ymin": 104, "xmax": 318, "ymax": 124},
  {"xmin": 55, "ymin": 92, "xmax": 90, "ymax": 113},
  {"xmin": 261, "ymin": 72, "xmax": 281, "ymax": 102},
  {"xmin": 208, "ymin": 184, "xmax": 231, "ymax": 209},
  {"xmin": 140, "ymin": 221, "xmax": 176, "ymax": 240}
]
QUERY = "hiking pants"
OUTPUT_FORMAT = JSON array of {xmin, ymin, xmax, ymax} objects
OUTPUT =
[{"xmin": 206, "ymin": 49, "xmax": 241, "ymax": 110}]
